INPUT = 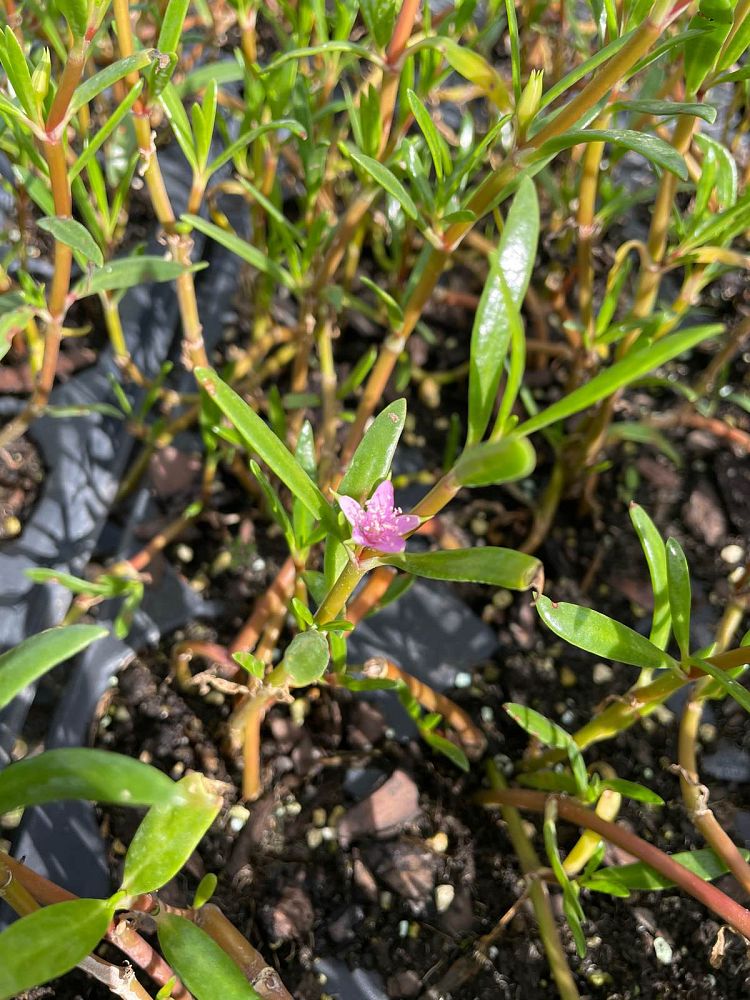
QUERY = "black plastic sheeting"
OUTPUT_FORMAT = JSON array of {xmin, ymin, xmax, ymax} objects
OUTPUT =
[{"xmin": 0, "ymin": 146, "xmax": 245, "ymax": 909}]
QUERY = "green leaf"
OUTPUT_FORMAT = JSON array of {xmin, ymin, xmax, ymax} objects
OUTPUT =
[
  {"xmin": 71, "ymin": 82, "xmax": 144, "ymax": 181},
  {"xmin": 629, "ymin": 504, "xmax": 671, "ymax": 650},
  {"xmin": 57, "ymin": 0, "xmax": 88, "ymax": 38},
  {"xmin": 505, "ymin": 703, "xmax": 588, "ymax": 797},
  {"xmin": 406, "ymin": 89, "xmax": 451, "ymax": 181},
  {"xmin": 467, "ymin": 177, "xmax": 539, "ymax": 445},
  {"xmin": 340, "ymin": 144, "xmax": 418, "ymax": 220},
  {"xmin": 381, "ymin": 548, "xmax": 542, "ymax": 591},
  {"xmin": 580, "ymin": 847, "xmax": 750, "ymax": 895},
  {"xmin": 544, "ymin": 803, "xmax": 587, "ymax": 957},
  {"xmin": 193, "ymin": 873, "xmax": 218, "ymax": 910},
  {"xmin": 1, "ymin": 27, "xmax": 37, "ymax": 120},
  {"xmin": 283, "ymin": 630, "xmax": 330, "ymax": 686},
  {"xmin": 516, "ymin": 325, "xmax": 722, "ymax": 437},
  {"xmin": 453, "ymin": 436, "xmax": 536, "ymax": 487},
  {"xmin": 0, "ymin": 624, "xmax": 107, "ymax": 709},
  {"xmin": 691, "ymin": 655, "xmax": 750, "ymax": 714},
  {"xmin": 0, "ymin": 899, "xmax": 115, "ymax": 1000},
  {"xmin": 338, "ymin": 399, "xmax": 406, "ymax": 500},
  {"xmin": 359, "ymin": 0, "xmax": 398, "ymax": 48},
  {"xmin": 422, "ymin": 730, "xmax": 469, "ymax": 772},
  {"xmin": 72, "ymin": 256, "xmax": 206, "ymax": 298},
  {"xmin": 0, "ymin": 303, "xmax": 35, "ymax": 361},
  {"xmin": 184, "ymin": 216, "xmax": 295, "ymax": 289},
  {"xmin": 160, "ymin": 81, "xmax": 199, "ymax": 170},
  {"xmin": 121, "ymin": 772, "xmax": 222, "ymax": 896},
  {"xmin": 666, "ymin": 537, "xmax": 691, "ymax": 660},
  {"xmin": 535, "ymin": 128, "xmax": 688, "ymax": 180},
  {"xmin": 70, "ymin": 52, "xmax": 157, "ymax": 114},
  {"xmin": 250, "ymin": 459, "xmax": 295, "ymax": 551},
  {"xmin": 613, "ymin": 99, "xmax": 717, "ymax": 124},
  {"xmin": 416, "ymin": 36, "xmax": 512, "ymax": 111},
  {"xmin": 157, "ymin": 915, "xmax": 263, "ymax": 1000},
  {"xmin": 195, "ymin": 368, "xmax": 337, "ymax": 532},
  {"xmin": 157, "ymin": 0, "xmax": 190, "ymax": 54},
  {"xmin": 37, "ymin": 217, "xmax": 103, "ymax": 267},
  {"xmin": 600, "ymin": 778, "xmax": 664, "ymax": 806},
  {"xmin": 207, "ymin": 119, "xmax": 308, "ymax": 176},
  {"xmin": 535, "ymin": 596, "xmax": 679, "ymax": 672},
  {"xmin": 0, "ymin": 749, "xmax": 180, "ymax": 815}
]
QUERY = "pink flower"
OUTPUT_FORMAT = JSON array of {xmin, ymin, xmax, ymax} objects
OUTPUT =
[{"xmin": 338, "ymin": 480, "xmax": 420, "ymax": 554}]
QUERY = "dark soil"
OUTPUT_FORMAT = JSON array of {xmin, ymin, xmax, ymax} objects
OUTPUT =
[
  {"xmin": 51, "ymin": 381, "xmax": 747, "ymax": 1000},
  {"xmin": 0, "ymin": 435, "xmax": 43, "ymax": 540}
]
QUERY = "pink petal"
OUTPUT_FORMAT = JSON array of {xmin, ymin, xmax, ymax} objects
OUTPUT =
[
  {"xmin": 368, "ymin": 479, "xmax": 394, "ymax": 513},
  {"xmin": 351, "ymin": 527, "xmax": 370, "ymax": 546},
  {"xmin": 371, "ymin": 531, "xmax": 407, "ymax": 553},
  {"xmin": 395, "ymin": 514, "xmax": 420, "ymax": 535},
  {"xmin": 338, "ymin": 494, "xmax": 363, "ymax": 526}
]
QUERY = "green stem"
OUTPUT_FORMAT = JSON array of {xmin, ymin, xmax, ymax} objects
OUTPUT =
[
  {"xmin": 487, "ymin": 764, "xmax": 580, "ymax": 1000},
  {"xmin": 314, "ymin": 558, "xmax": 365, "ymax": 624}
]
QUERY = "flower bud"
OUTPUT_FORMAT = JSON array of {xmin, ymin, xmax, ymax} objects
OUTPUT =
[
  {"xmin": 516, "ymin": 70, "xmax": 544, "ymax": 137},
  {"xmin": 31, "ymin": 49, "xmax": 51, "ymax": 104}
]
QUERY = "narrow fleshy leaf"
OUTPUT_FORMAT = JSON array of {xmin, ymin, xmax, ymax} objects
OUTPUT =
[
  {"xmin": 382, "ymin": 548, "xmax": 542, "ymax": 591},
  {"xmin": 157, "ymin": 915, "xmax": 263, "ymax": 1000},
  {"xmin": 339, "ymin": 399, "xmax": 406, "ymax": 500},
  {"xmin": 536, "ymin": 596, "xmax": 679, "ymax": 672},
  {"xmin": 0, "ymin": 624, "xmax": 107, "ymax": 709}
]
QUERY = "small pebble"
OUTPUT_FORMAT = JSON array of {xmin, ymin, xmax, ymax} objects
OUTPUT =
[
  {"xmin": 560, "ymin": 666, "xmax": 576, "ymax": 688},
  {"xmin": 175, "ymin": 543, "xmax": 193, "ymax": 563},
  {"xmin": 313, "ymin": 808, "xmax": 327, "ymax": 828},
  {"xmin": 228, "ymin": 805, "xmax": 250, "ymax": 833},
  {"xmin": 454, "ymin": 671, "xmax": 472, "ymax": 689},
  {"xmin": 427, "ymin": 831, "xmax": 449, "ymax": 854},
  {"xmin": 398, "ymin": 919, "xmax": 410, "ymax": 938},
  {"xmin": 699, "ymin": 723, "xmax": 717, "ymax": 743},
  {"xmin": 480, "ymin": 706, "xmax": 494, "ymax": 724},
  {"xmin": 593, "ymin": 662, "xmax": 614, "ymax": 684},
  {"xmin": 654, "ymin": 936, "xmax": 673, "ymax": 965},
  {"xmin": 721, "ymin": 544, "xmax": 744, "ymax": 565},
  {"xmin": 380, "ymin": 891, "xmax": 393, "ymax": 910},
  {"xmin": 306, "ymin": 828, "xmax": 324, "ymax": 850},
  {"xmin": 492, "ymin": 590, "xmax": 513, "ymax": 609},
  {"xmin": 3, "ymin": 516, "xmax": 21, "ymax": 538},
  {"xmin": 435, "ymin": 884, "xmax": 455, "ymax": 913}
]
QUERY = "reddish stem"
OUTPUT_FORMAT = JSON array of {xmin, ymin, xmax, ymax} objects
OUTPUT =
[{"xmin": 476, "ymin": 789, "xmax": 750, "ymax": 940}]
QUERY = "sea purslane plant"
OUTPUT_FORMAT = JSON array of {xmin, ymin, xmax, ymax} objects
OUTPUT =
[{"xmin": 0, "ymin": 0, "xmax": 750, "ymax": 997}]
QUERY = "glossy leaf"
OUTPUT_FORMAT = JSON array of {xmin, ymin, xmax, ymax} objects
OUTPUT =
[
  {"xmin": 184, "ymin": 216, "xmax": 294, "ymax": 289},
  {"xmin": 157, "ymin": 0, "xmax": 190, "ymax": 54},
  {"xmin": 0, "ymin": 624, "xmax": 107, "ymax": 709},
  {"xmin": 535, "ymin": 128, "xmax": 688, "ymax": 180},
  {"xmin": 544, "ymin": 803, "xmax": 587, "ymax": 957},
  {"xmin": 0, "ymin": 899, "xmax": 115, "ymax": 1000},
  {"xmin": 417, "ymin": 37, "xmax": 512, "ymax": 111},
  {"xmin": 195, "ymin": 368, "xmax": 337, "ymax": 532},
  {"xmin": 454, "ymin": 436, "xmax": 536, "ymax": 487},
  {"xmin": 121, "ymin": 772, "xmax": 221, "ymax": 895},
  {"xmin": 600, "ymin": 778, "xmax": 664, "ymax": 806},
  {"xmin": 157, "ymin": 915, "xmax": 263, "ymax": 1000},
  {"xmin": 339, "ymin": 399, "xmax": 406, "ymax": 500},
  {"xmin": 406, "ymin": 89, "xmax": 451, "ymax": 181},
  {"xmin": 57, "ymin": 0, "xmax": 88, "ymax": 38},
  {"xmin": 1, "ymin": 27, "xmax": 37, "ymax": 120},
  {"xmin": 536, "ymin": 596, "xmax": 679, "ymax": 672},
  {"xmin": 517, "ymin": 325, "xmax": 722, "ymax": 437},
  {"xmin": 581, "ymin": 847, "xmax": 750, "ymax": 895},
  {"xmin": 0, "ymin": 749, "xmax": 179, "ymax": 815},
  {"xmin": 71, "ymin": 82, "xmax": 144, "ymax": 181},
  {"xmin": 692, "ymin": 656, "xmax": 750, "ymax": 714},
  {"xmin": 467, "ymin": 177, "xmax": 539, "ymax": 444},
  {"xmin": 666, "ymin": 537, "xmax": 691, "ymax": 660},
  {"xmin": 341, "ymin": 144, "xmax": 418, "ymax": 220},
  {"xmin": 69, "ymin": 52, "xmax": 156, "ymax": 114},
  {"xmin": 72, "ymin": 257, "xmax": 206, "ymax": 298},
  {"xmin": 629, "ymin": 504, "xmax": 672, "ymax": 650},
  {"xmin": 283, "ymin": 630, "xmax": 330, "ymax": 686},
  {"xmin": 614, "ymin": 98, "xmax": 717, "ymax": 123},
  {"xmin": 37, "ymin": 217, "xmax": 103, "ymax": 267},
  {"xmin": 250, "ymin": 459, "xmax": 295, "ymax": 551},
  {"xmin": 382, "ymin": 548, "xmax": 542, "ymax": 591},
  {"xmin": 0, "ymin": 303, "xmax": 35, "ymax": 360},
  {"xmin": 505, "ymin": 703, "xmax": 588, "ymax": 797}
]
